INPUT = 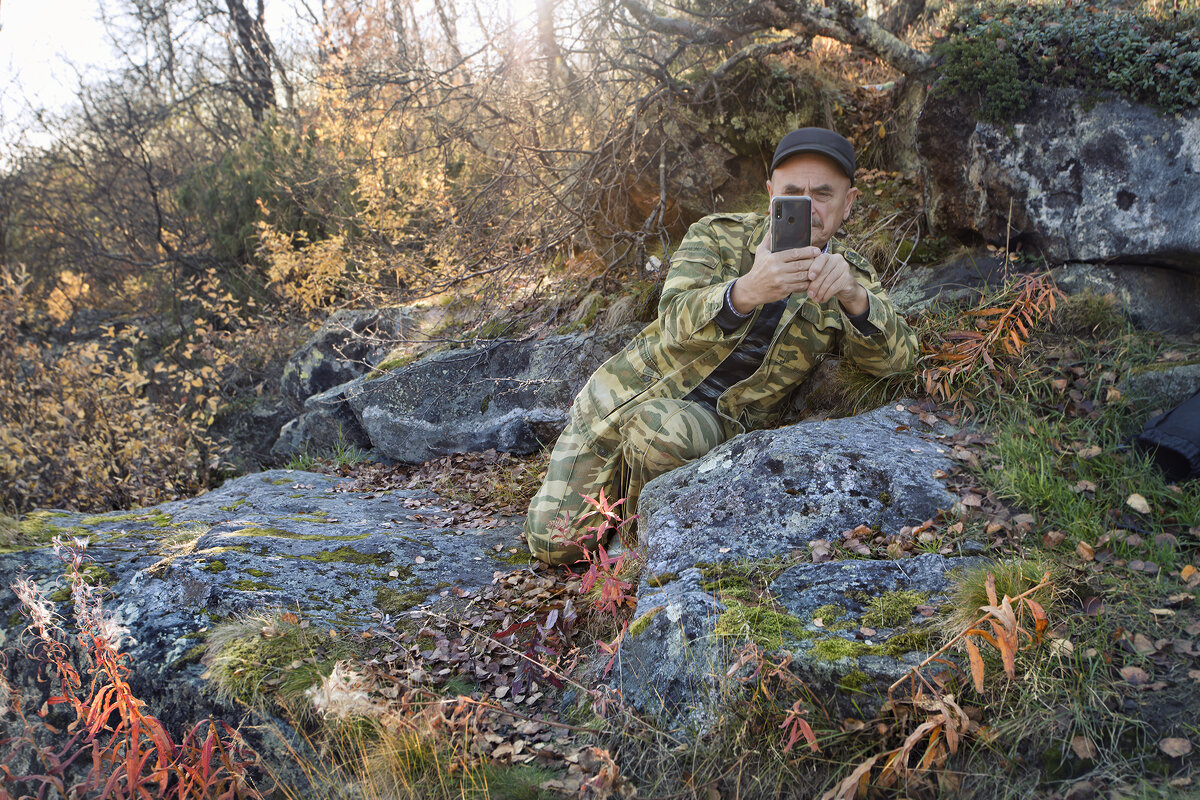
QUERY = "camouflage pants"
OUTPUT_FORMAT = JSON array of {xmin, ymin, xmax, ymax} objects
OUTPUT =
[{"xmin": 525, "ymin": 398, "xmax": 727, "ymax": 564}]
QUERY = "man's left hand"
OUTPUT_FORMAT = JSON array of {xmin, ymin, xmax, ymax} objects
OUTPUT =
[{"xmin": 805, "ymin": 252, "xmax": 869, "ymax": 315}]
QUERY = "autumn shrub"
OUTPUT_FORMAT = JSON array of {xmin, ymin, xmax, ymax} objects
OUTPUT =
[
  {"xmin": 0, "ymin": 537, "xmax": 264, "ymax": 799},
  {"xmin": 0, "ymin": 264, "xmax": 258, "ymax": 513},
  {"xmin": 935, "ymin": 1, "xmax": 1200, "ymax": 121}
]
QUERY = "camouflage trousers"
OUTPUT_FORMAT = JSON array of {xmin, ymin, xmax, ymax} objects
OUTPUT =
[{"xmin": 525, "ymin": 398, "xmax": 727, "ymax": 565}]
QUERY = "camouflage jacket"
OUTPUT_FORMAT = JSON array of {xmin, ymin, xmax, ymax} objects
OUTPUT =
[{"xmin": 571, "ymin": 212, "xmax": 917, "ymax": 450}]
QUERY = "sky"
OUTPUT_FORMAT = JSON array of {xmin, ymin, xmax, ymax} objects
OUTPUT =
[
  {"xmin": 0, "ymin": 0, "xmax": 118, "ymax": 145},
  {"xmin": 0, "ymin": 0, "xmax": 539, "ymax": 152}
]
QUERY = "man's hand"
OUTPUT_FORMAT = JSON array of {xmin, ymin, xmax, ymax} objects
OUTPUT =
[{"xmin": 730, "ymin": 238, "xmax": 868, "ymax": 316}]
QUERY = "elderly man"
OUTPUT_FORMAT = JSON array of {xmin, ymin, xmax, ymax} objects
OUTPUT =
[{"xmin": 526, "ymin": 128, "xmax": 917, "ymax": 564}]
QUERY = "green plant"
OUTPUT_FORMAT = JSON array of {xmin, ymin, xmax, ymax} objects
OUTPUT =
[
  {"xmin": 285, "ymin": 449, "xmax": 318, "ymax": 471},
  {"xmin": 935, "ymin": 1, "xmax": 1200, "ymax": 122}
]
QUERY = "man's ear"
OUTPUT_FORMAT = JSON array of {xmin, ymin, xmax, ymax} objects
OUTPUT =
[
  {"xmin": 842, "ymin": 187, "xmax": 861, "ymax": 223},
  {"xmin": 765, "ymin": 179, "xmax": 774, "ymax": 200}
]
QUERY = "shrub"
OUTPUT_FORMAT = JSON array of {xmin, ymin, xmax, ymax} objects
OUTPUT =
[
  {"xmin": 1, "ymin": 537, "xmax": 263, "ymax": 798},
  {"xmin": 0, "ymin": 264, "xmax": 249, "ymax": 513},
  {"xmin": 934, "ymin": 1, "xmax": 1200, "ymax": 121}
]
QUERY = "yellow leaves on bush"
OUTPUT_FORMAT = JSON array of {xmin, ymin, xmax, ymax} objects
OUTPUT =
[
  {"xmin": 46, "ymin": 269, "xmax": 92, "ymax": 323},
  {"xmin": 0, "ymin": 265, "xmax": 242, "ymax": 513}
]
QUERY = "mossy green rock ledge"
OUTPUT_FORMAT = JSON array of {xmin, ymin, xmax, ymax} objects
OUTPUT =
[
  {"xmin": 614, "ymin": 404, "xmax": 982, "ymax": 732},
  {"xmin": 0, "ymin": 469, "xmax": 526, "ymax": 735}
]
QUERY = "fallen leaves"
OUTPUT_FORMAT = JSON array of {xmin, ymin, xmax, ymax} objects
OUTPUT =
[
  {"xmin": 1159, "ymin": 737, "xmax": 1193, "ymax": 758},
  {"xmin": 1119, "ymin": 666, "xmax": 1150, "ymax": 685},
  {"xmin": 1070, "ymin": 735, "xmax": 1097, "ymax": 760},
  {"xmin": 1125, "ymin": 493, "xmax": 1151, "ymax": 514}
]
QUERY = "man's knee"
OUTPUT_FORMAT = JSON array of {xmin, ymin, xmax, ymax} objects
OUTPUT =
[
  {"xmin": 620, "ymin": 399, "xmax": 724, "ymax": 470},
  {"xmin": 524, "ymin": 510, "xmax": 591, "ymax": 565}
]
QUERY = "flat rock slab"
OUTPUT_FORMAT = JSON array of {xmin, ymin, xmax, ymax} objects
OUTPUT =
[
  {"xmin": 0, "ymin": 469, "xmax": 528, "ymax": 735},
  {"xmin": 345, "ymin": 328, "xmax": 635, "ymax": 464},
  {"xmin": 616, "ymin": 404, "xmax": 969, "ymax": 730},
  {"xmin": 637, "ymin": 404, "xmax": 956, "ymax": 576}
]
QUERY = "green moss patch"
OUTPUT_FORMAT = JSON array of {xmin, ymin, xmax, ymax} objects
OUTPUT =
[
  {"xmin": 230, "ymin": 579, "xmax": 283, "ymax": 591},
  {"xmin": 715, "ymin": 599, "xmax": 811, "ymax": 651},
  {"xmin": 810, "ymin": 637, "xmax": 878, "ymax": 662},
  {"xmin": 645, "ymin": 572, "xmax": 678, "ymax": 588},
  {"xmin": 858, "ymin": 590, "xmax": 927, "ymax": 629},
  {"xmin": 701, "ymin": 556, "xmax": 795, "ymax": 603},
  {"xmin": 837, "ymin": 669, "xmax": 872, "ymax": 693},
  {"xmin": 629, "ymin": 605, "xmax": 666, "ymax": 638},
  {"xmin": 230, "ymin": 526, "xmax": 370, "ymax": 542},
  {"xmin": 375, "ymin": 586, "xmax": 429, "ymax": 614},
  {"xmin": 881, "ymin": 627, "xmax": 937, "ymax": 658},
  {"xmin": 490, "ymin": 548, "xmax": 533, "ymax": 565},
  {"xmin": 296, "ymin": 546, "xmax": 390, "ymax": 566}
]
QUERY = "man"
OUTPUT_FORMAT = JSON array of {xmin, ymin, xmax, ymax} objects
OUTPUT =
[{"xmin": 525, "ymin": 128, "xmax": 917, "ymax": 564}]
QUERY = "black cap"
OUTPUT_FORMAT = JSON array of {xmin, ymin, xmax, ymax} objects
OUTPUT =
[{"xmin": 771, "ymin": 128, "xmax": 856, "ymax": 181}]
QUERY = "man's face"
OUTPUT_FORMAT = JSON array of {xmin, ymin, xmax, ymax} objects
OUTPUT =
[{"xmin": 766, "ymin": 153, "xmax": 859, "ymax": 249}]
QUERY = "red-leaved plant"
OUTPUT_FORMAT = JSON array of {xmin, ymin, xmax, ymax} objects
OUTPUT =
[{"xmin": 0, "ymin": 537, "xmax": 264, "ymax": 800}]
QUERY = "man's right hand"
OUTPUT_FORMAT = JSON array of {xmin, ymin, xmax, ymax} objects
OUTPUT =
[{"xmin": 728, "ymin": 238, "xmax": 823, "ymax": 314}]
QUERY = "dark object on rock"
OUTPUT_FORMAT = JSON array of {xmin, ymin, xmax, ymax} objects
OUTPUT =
[{"xmin": 1136, "ymin": 389, "xmax": 1200, "ymax": 482}]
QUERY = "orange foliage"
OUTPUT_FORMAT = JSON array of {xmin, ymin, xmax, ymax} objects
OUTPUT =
[{"xmin": 1, "ymin": 538, "xmax": 263, "ymax": 798}]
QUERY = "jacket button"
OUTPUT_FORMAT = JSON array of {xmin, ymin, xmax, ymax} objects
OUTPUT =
[{"xmin": 642, "ymin": 372, "xmax": 654, "ymax": 385}]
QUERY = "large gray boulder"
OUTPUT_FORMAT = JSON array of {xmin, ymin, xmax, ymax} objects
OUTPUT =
[
  {"xmin": 0, "ymin": 470, "xmax": 528, "ymax": 751},
  {"xmin": 636, "ymin": 404, "xmax": 956, "ymax": 576},
  {"xmin": 344, "ymin": 328, "xmax": 635, "ymax": 464},
  {"xmin": 918, "ymin": 88, "xmax": 1200, "ymax": 271},
  {"xmin": 614, "ymin": 404, "xmax": 976, "ymax": 730},
  {"xmin": 271, "ymin": 377, "xmax": 373, "ymax": 459},
  {"xmin": 280, "ymin": 308, "xmax": 413, "ymax": 405},
  {"xmin": 1052, "ymin": 262, "xmax": 1200, "ymax": 335}
]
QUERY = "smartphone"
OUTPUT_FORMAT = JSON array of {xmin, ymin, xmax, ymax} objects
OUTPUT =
[{"xmin": 771, "ymin": 195, "xmax": 812, "ymax": 252}]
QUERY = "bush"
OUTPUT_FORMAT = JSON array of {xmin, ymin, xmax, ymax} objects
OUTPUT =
[
  {"xmin": 934, "ymin": 1, "xmax": 1200, "ymax": 122},
  {"xmin": 0, "ymin": 265, "xmax": 245, "ymax": 513}
]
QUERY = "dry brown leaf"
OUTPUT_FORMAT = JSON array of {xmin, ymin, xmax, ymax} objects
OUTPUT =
[
  {"xmin": 1131, "ymin": 633, "xmax": 1157, "ymax": 655},
  {"xmin": 1125, "ymin": 493, "xmax": 1151, "ymax": 514},
  {"xmin": 1070, "ymin": 735, "xmax": 1097, "ymax": 760},
  {"xmin": 966, "ymin": 639, "xmax": 985, "ymax": 693},
  {"xmin": 1077, "ymin": 445, "xmax": 1102, "ymax": 460},
  {"xmin": 1120, "ymin": 665, "xmax": 1150, "ymax": 685},
  {"xmin": 1159, "ymin": 738, "xmax": 1193, "ymax": 758},
  {"xmin": 1076, "ymin": 541, "xmax": 1095, "ymax": 561},
  {"xmin": 1042, "ymin": 530, "xmax": 1065, "ymax": 548}
]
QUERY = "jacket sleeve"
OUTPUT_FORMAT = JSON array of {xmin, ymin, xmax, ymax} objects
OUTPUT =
[
  {"xmin": 837, "ymin": 249, "xmax": 918, "ymax": 377},
  {"xmin": 657, "ymin": 217, "xmax": 751, "ymax": 343}
]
